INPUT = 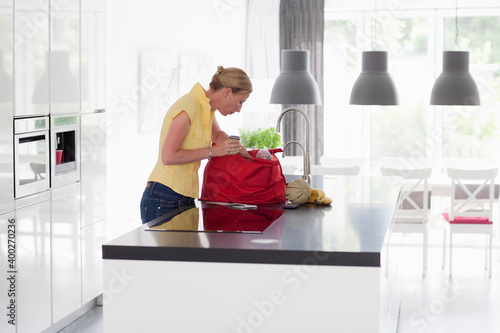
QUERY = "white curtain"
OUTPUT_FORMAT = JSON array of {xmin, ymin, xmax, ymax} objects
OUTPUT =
[
  {"xmin": 245, "ymin": 0, "xmax": 280, "ymax": 79},
  {"xmin": 241, "ymin": 0, "xmax": 281, "ymax": 134}
]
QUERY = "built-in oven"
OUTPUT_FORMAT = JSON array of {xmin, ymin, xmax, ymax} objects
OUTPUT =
[
  {"xmin": 14, "ymin": 116, "xmax": 50, "ymax": 198},
  {"xmin": 50, "ymin": 113, "xmax": 80, "ymax": 188}
]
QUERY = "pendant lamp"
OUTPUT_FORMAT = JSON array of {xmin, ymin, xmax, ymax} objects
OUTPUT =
[
  {"xmin": 430, "ymin": 51, "xmax": 480, "ymax": 106},
  {"xmin": 270, "ymin": 49, "xmax": 321, "ymax": 184},
  {"xmin": 270, "ymin": 50, "xmax": 321, "ymax": 105},
  {"xmin": 431, "ymin": 0, "xmax": 480, "ymax": 106},
  {"xmin": 350, "ymin": 51, "xmax": 399, "ymax": 105}
]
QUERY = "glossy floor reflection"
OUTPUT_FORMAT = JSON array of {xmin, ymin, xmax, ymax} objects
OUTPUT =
[
  {"xmin": 396, "ymin": 218, "xmax": 500, "ymax": 333},
  {"xmin": 58, "ymin": 306, "xmax": 102, "ymax": 333},
  {"xmin": 58, "ymin": 225, "xmax": 499, "ymax": 333}
]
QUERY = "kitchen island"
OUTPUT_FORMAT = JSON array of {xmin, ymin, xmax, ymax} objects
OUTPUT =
[{"xmin": 102, "ymin": 175, "xmax": 401, "ymax": 333}]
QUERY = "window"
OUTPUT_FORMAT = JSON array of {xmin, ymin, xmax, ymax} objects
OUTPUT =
[
  {"xmin": 441, "ymin": 16, "xmax": 500, "ymax": 162},
  {"xmin": 324, "ymin": 7, "xmax": 500, "ymax": 174}
]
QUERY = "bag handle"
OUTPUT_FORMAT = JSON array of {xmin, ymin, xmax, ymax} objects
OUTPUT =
[{"xmin": 248, "ymin": 148, "xmax": 283, "ymax": 165}]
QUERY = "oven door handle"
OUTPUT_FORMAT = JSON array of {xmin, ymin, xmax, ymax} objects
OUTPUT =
[{"xmin": 18, "ymin": 134, "xmax": 47, "ymax": 144}]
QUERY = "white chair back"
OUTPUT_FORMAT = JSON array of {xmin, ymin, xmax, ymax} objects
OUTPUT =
[
  {"xmin": 320, "ymin": 156, "xmax": 366, "ymax": 168},
  {"xmin": 447, "ymin": 168, "xmax": 498, "ymax": 222},
  {"xmin": 280, "ymin": 164, "xmax": 296, "ymax": 175},
  {"xmin": 319, "ymin": 156, "xmax": 365, "ymax": 176},
  {"xmin": 379, "ymin": 156, "xmax": 429, "ymax": 170},
  {"xmin": 311, "ymin": 164, "xmax": 360, "ymax": 176},
  {"xmin": 276, "ymin": 153, "xmax": 303, "ymax": 175},
  {"xmin": 381, "ymin": 167, "xmax": 432, "ymax": 222}
]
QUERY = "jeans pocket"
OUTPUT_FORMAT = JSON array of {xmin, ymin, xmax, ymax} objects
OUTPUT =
[
  {"xmin": 141, "ymin": 184, "xmax": 194, "ymax": 224},
  {"xmin": 141, "ymin": 196, "xmax": 186, "ymax": 224},
  {"xmin": 140, "ymin": 197, "xmax": 162, "ymax": 224}
]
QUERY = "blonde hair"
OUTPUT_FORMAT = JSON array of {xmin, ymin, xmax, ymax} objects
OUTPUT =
[{"xmin": 209, "ymin": 66, "xmax": 253, "ymax": 94}]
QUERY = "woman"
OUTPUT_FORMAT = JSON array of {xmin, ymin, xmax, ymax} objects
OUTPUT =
[{"xmin": 140, "ymin": 66, "xmax": 253, "ymax": 223}]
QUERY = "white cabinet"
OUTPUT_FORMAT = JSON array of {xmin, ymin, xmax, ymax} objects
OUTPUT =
[
  {"xmin": 0, "ymin": 0, "xmax": 14, "ymax": 214},
  {"xmin": 14, "ymin": 0, "xmax": 50, "ymax": 116},
  {"xmin": 81, "ymin": 0, "xmax": 106, "ymax": 112},
  {"xmin": 0, "ymin": 212, "xmax": 16, "ymax": 333},
  {"xmin": 81, "ymin": 110, "xmax": 107, "ymax": 302},
  {"xmin": 0, "ymin": 105, "xmax": 14, "ymax": 215},
  {"xmin": 5, "ymin": 0, "xmax": 106, "ymax": 330},
  {"xmin": 82, "ymin": 219, "xmax": 107, "ymax": 303},
  {"xmin": 51, "ymin": 183, "xmax": 82, "ymax": 323},
  {"xmin": 81, "ymin": 111, "xmax": 106, "ymax": 226},
  {"xmin": 14, "ymin": 0, "xmax": 80, "ymax": 115},
  {"xmin": 14, "ymin": 193, "xmax": 52, "ymax": 333},
  {"xmin": 50, "ymin": 0, "xmax": 80, "ymax": 114},
  {"xmin": 80, "ymin": 2, "xmax": 107, "ymax": 305}
]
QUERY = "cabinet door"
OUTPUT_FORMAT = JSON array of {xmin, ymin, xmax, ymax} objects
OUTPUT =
[
  {"xmin": 14, "ymin": 0, "xmax": 50, "ymax": 116},
  {"xmin": 51, "ymin": 184, "xmax": 82, "ymax": 323},
  {"xmin": 50, "ymin": 0, "xmax": 80, "ymax": 113},
  {"xmin": 15, "ymin": 200, "xmax": 52, "ymax": 333},
  {"xmin": 81, "ymin": 111, "xmax": 106, "ymax": 227},
  {"xmin": 0, "ymin": 0, "xmax": 14, "ymax": 214},
  {"xmin": 81, "ymin": 0, "xmax": 106, "ymax": 112},
  {"xmin": 0, "ymin": 212, "xmax": 16, "ymax": 333},
  {"xmin": 82, "ymin": 219, "xmax": 107, "ymax": 303},
  {"xmin": 0, "ymin": 106, "xmax": 14, "ymax": 215}
]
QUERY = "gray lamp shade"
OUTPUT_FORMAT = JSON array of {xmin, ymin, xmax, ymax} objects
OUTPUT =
[
  {"xmin": 430, "ymin": 51, "xmax": 480, "ymax": 105},
  {"xmin": 350, "ymin": 51, "xmax": 399, "ymax": 105},
  {"xmin": 270, "ymin": 50, "xmax": 321, "ymax": 105}
]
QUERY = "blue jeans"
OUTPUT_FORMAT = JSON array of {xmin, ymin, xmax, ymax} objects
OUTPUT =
[{"xmin": 140, "ymin": 182, "xmax": 195, "ymax": 224}]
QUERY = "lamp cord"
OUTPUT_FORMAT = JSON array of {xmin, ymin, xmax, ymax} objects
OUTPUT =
[
  {"xmin": 372, "ymin": 0, "xmax": 378, "ymax": 50},
  {"xmin": 455, "ymin": 0, "xmax": 459, "ymax": 49}
]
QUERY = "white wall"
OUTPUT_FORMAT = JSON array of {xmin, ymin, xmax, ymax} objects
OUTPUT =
[{"xmin": 106, "ymin": 0, "xmax": 248, "ymax": 237}]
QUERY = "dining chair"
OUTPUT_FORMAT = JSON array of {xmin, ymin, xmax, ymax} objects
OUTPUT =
[
  {"xmin": 311, "ymin": 164, "xmax": 360, "ymax": 176},
  {"xmin": 442, "ymin": 167, "xmax": 498, "ymax": 277},
  {"xmin": 320, "ymin": 156, "xmax": 366, "ymax": 174},
  {"xmin": 379, "ymin": 156, "xmax": 430, "ymax": 170},
  {"xmin": 276, "ymin": 153, "xmax": 303, "ymax": 175},
  {"xmin": 381, "ymin": 167, "xmax": 432, "ymax": 277},
  {"xmin": 280, "ymin": 164, "xmax": 296, "ymax": 175}
]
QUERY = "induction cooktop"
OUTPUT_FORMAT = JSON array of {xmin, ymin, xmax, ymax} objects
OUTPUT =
[{"xmin": 146, "ymin": 202, "xmax": 284, "ymax": 233}]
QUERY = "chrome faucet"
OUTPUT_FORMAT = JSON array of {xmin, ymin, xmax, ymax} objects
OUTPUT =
[
  {"xmin": 282, "ymin": 140, "xmax": 309, "ymax": 182},
  {"xmin": 276, "ymin": 107, "xmax": 311, "ymax": 184}
]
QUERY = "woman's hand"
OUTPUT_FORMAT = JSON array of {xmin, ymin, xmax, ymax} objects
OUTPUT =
[
  {"xmin": 238, "ymin": 145, "xmax": 252, "ymax": 161},
  {"xmin": 211, "ymin": 119, "xmax": 251, "ymax": 160},
  {"xmin": 212, "ymin": 138, "xmax": 242, "ymax": 157}
]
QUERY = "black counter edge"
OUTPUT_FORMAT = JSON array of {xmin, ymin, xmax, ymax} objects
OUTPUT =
[{"xmin": 102, "ymin": 245, "xmax": 381, "ymax": 267}]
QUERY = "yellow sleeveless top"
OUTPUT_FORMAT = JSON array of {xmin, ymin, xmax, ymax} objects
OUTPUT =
[{"xmin": 148, "ymin": 83, "xmax": 214, "ymax": 198}]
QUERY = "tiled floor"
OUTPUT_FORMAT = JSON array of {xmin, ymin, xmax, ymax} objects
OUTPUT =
[{"xmin": 59, "ymin": 219, "xmax": 500, "ymax": 333}]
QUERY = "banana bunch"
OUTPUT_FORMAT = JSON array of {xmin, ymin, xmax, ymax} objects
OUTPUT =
[{"xmin": 307, "ymin": 188, "xmax": 332, "ymax": 205}]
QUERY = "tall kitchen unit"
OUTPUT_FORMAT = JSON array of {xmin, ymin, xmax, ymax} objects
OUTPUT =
[
  {"xmin": 80, "ymin": 0, "xmax": 107, "ymax": 305},
  {"xmin": 49, "ymin": 0, "xmax": 83, "ymax": 325},
  {"xmin": 0, "ymin": 0, "xmax": 14, "ymax": 216},
  {"xmin": 12, "ymin": 0, "xmax": 52, "ymax": 332},
  {"xmin": 0, "ymin": 1, "xmax": 15, "ymax": 333},
  {"xmin": 80, "ymin": 110, "xmax": 107, "ymax": 303},
  {"xmin": 5, "ymin": 0, "xmax": 106, "ymax": 330}
]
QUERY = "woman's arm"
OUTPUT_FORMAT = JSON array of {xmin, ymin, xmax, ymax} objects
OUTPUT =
[
  {"xmin": 211, "ymin": 116, "xmax": 228, "ymax": 144},
  {"xmin": 161, "ymin": 111, "xmax": 206, "ymax": 165},
  {"xmin": 162, "ymin": 111, "xmax": 241, "ymax": 165}
]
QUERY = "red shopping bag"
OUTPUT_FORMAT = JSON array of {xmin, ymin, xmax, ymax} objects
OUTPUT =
[{"xmin": 200, "ymin": 148, "xmax": 287, "ymax": 204}]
